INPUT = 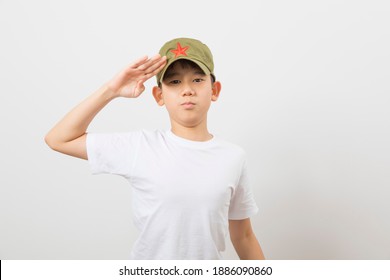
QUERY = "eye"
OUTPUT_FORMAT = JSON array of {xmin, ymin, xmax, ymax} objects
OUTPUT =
[
  {"xmin": 193, "ymin": 78, "xmax": 205, "ymax": 83},
  {"xmin": 169, "ymin": 80, "xmax": 181, "ymax": 85}
]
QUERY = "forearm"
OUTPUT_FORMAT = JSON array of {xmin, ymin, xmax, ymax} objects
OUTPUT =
[
  {"xmin": 45, "ymin": 84, "xmax": 116, "ymax": 146},
  {"xmin": 232, "ymin": 233, "xmax": 265, "ymax": 260}
]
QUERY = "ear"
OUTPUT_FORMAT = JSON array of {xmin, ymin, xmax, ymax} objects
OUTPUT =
[
  {"xmin": 211, "ymin": 81, "xmax": 221, "ymax": 102},
  {"xmin": 152, "ymin": 86, "xmax": 165, "ymax": 106}
]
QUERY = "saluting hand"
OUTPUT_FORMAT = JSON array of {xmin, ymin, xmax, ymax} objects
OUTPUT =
[{"xmin": 107, "ymin": 54, "xmax": 167, "ymax": 98}]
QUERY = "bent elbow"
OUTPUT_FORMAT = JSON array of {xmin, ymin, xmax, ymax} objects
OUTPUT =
[
  {"xmin": 44, "ymin": 133, "xmax": 59, "ymax": 151},
  {"xmin": 44, "ymin": 133, "xmax": 53, "ymax": 148}
]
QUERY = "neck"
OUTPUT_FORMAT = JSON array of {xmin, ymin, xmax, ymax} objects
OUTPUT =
[{"xmin": 170, "ymin": 120, "xmax": 213, "ymax": 142}]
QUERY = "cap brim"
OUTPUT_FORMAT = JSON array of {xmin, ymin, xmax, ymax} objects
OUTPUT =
[{"xmin": 158, "ymin": 57, "xmax": 211, "ymax": 84}]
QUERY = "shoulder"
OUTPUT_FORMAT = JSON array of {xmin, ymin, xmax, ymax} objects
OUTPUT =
[
  {"xmin": 88, "ymin": 129, "xmax": 164, "ymax": 141},
  {"xmin": 138, "ymin": 129, "xmax": 165, "ymax": 139},
  {"xmin": 214, "ymin": 137, "xmax": 247, "ymax": 161},
  {"xmin": 135, "ymin": 129, "xmax": 170, "ymax": 146}
]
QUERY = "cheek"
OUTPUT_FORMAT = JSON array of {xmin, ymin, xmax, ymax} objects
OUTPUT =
[{"xmin": 163, "ymin": 95, "xmax": 177, "ymax": 110}]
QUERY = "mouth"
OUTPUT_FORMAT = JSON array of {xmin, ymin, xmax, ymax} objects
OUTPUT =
[{"xmin": 181, "ymin": 101, "xmax": 196, "ymax": 109}]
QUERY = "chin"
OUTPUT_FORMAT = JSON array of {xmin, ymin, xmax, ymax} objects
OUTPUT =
[{"xmin": 174, "ymin": 117, "xmax": 204, "ymax": 128}]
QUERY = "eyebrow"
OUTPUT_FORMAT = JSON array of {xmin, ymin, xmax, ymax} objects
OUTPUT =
[{"xmin": 163, "ymin": 72, "xmax": 179, "ymax": 80}]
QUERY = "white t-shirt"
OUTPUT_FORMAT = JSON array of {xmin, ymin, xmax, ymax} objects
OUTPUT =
[{"xmin": 87, "ymin": 129, "xmax": 258, "ymax": 259}]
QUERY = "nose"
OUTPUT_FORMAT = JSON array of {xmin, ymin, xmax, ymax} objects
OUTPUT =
[{"xmin": 181, "ymin": 84, "xmax": 195, "ymax": 96}]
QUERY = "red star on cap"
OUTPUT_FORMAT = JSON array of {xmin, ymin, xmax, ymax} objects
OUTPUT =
[{"xmin": 170, "ymin": 42, "xmax": 189, "ymax": 58}]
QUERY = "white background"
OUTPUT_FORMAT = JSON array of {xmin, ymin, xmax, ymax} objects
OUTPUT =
[{"xmin": 0, "ymin": 0, "xmax": 389, "ymax": 259}]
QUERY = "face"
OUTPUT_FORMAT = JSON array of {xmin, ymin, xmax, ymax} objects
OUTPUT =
[{"xmin": 153, "ymin": 61, "xmax": 221, "ymax": 129}]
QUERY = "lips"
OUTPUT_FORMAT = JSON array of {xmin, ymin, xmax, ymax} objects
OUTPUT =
[
  {"xmin": 181, "ymin": 101, "xmax": 196, "ymax": 105},
  {"xmin": 181, "ymin": 101, "xmax": 196, "ymax": 109}
]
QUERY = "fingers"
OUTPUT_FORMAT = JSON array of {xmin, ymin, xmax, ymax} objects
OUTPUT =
[
  {"xmin": 134, "ymin": 80, "xmax": 146, "ymax": 97},
  {"xmin": 124, "ymin": 54, "xmax": 166, "ymax": 78},
  {"xmin": 137, "ymin": 54, "xmax": 166, "ymax": 72},
  {"xmin": 131, "ymin": 55, "xmax": 149, "ymax": 68},
  {"xmin": 115, "ymin": 54, "xmax": 166, "ymax": 97},
  {"xmin": 133, "ymin": 57, "xmax": 166, "ymax": 94},
  {"xmin": 143, "ymin": 56, "xmax": 166, "ymax": 76},
  {"xmin": 134, "ymin": 55, "xmax": 166, "ymax": 82}
]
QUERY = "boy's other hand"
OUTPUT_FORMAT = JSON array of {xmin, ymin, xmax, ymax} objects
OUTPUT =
[{"xmin": 107, "ymin": 54, "xmax": 166, "ymax": 98}]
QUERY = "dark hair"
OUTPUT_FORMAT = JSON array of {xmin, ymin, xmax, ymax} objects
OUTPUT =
[{"xmin": 159, "ymin": 60, "xmax": 215, "ymax": 87}]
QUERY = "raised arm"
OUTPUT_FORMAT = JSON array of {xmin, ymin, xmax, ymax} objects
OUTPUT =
[{"xmin": 44, "ymin": 54, "xmax": 167, "ymax": 160}]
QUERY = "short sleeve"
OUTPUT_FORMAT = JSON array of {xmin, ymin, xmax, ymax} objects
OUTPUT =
[
  {"xmin": 86, "ymin": 131, "xmax": 141, "ymax": 178},
  {"xmin": 228, "ymin": 159, "xmax": 259, "ymax": 220}
]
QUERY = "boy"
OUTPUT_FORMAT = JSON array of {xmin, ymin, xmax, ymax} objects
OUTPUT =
[{"xmin": 45, "ymin": 38, "xmax": 265, "ymax": 260}]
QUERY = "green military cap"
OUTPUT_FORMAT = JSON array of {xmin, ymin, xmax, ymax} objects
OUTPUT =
[{"xmin": 156, "ymin": 38, "xmax": 215, "ymax": 84}]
